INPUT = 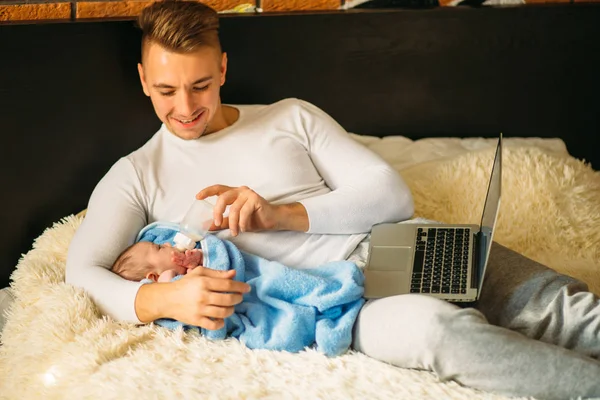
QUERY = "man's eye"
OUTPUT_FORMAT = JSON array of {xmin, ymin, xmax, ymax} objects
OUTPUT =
[
  {"xmin": 159, "ymin": 92, "xmax": 175, "ymax": 97},
  {"xmin": 193, "ymin": 86, "xmax": 209, "ymax": 92}
]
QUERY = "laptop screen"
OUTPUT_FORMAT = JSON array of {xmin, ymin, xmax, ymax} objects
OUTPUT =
[{"xmin": 477, "ymin": 134, "xmax": 502, "ymax": 293}]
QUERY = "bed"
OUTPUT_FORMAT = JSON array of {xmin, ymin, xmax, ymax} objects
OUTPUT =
[{"xmin": 1, "ymin": 4, "xmax": 600, "ymax": 399}]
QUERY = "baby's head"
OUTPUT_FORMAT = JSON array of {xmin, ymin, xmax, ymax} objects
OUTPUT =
[{"xmin": 111, "ymin": 241, "xmax": 188, "ymax": 283}]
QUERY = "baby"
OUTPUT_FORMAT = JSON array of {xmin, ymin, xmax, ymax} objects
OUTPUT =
[
  {"xmin": 109, "ymin": 223, "xmax": 364, "ymax": 357},
  {"xmin": 111, "ymin": 241, "xmax": 203, "ymax": 283}
]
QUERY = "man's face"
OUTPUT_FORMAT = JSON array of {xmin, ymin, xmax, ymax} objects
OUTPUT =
[{"xmin": 138, "ymin": 42, "xmax": 228, "ymax": 140}]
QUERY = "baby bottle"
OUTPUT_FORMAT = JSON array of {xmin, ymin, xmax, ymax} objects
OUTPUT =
[{"xmin": 173, "ymin": 199, "xmax": 215, "ymax": 251}]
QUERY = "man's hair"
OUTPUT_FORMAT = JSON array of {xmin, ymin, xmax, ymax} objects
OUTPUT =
[
  {"xmin": 111, "ymin": 243, "xmax": 152, "ymax": 282},
  {"xmin": 138, "ymin": 1, "xmax": 221, "ymax": 59}
]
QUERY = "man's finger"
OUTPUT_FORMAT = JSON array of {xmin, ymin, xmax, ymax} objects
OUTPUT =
[
  {"xmin": 238, "ymin": 201, "xmax": 256, "ymax": 233},
  {"xmin": 213, "ymin": 190, "xmax": 241, "ymax": 227},
  {"xmin": 188, "ymin": 265, "xmax": 235, "ymax": 278},
  {"xmin": 208, "ymin": 216, "xmax": 229, "ymax": 231},
  {"xmin": 201, "ymin": 274, "xmax": 251, "ymax": 295},
  {"xmin": 206, "ymin": 292, "xmax": 246, "ymax": 308},
  {"xmin": 227, "ymin": 196, "xmax": 248, "ymax": 237},
  {"xmin": 200, "ymin": 305, "xmax": 236, "ymax": 319},
  {"xmin": 195, "ymin": 316, "xmax": 225, "ymax": 331},
  {"xmin": 196, "ymin": 184, "xmax": 232, "ymax": 200}
]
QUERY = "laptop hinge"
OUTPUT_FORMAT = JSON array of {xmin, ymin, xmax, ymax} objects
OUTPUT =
[{"xmin": 470, "ymin": 231, "xmax": 482, "ymax": 289}]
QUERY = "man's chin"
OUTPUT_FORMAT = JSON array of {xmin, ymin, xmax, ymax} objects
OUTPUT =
[
  {"xmin": 178, "ymin": 131, "xmax": 204, "ymax": 140},
  {"xmin": 166, "ymin": 124, "xmax": 205, "ymax": 140}
]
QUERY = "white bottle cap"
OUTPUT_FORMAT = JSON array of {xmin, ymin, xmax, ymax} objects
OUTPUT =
[{"xmin": 173, "ymin": 232, "xmax": 196, "ymax": 251}]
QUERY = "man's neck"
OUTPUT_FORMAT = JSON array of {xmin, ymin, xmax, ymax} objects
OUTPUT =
[{"xmin": 205, "ymin": 104, "xmax": 240, "ymax": 135}]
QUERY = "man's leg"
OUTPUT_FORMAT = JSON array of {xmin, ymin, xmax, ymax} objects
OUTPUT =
[
  {"xmin": 475, "ymin": 242, "xmax": 600, "ymax": 359},
  {"xmin": 353, "ymin": 292, "xmax": 600, "ymax": 399}
]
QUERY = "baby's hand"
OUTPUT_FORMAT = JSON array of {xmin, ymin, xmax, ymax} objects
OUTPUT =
[
  {"xmin": 171, "ymin": 249, "xmax": 203, "ymax": 268},
  {"xmin": 184, "ymin": 249, "xmax": 203, "ymax": 267},
  {"xmin": 171, "ymin": 251, "xmax": 187, "ymax": 267}
]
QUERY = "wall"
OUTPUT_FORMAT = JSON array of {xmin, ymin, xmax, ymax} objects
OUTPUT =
[
  {"xmin": 3, "ymin": 0, "xmax": 600, "ymax": 24},
  {"xmin": 0, "ymin": 0, "xmax": 342, "ymax": 23}
]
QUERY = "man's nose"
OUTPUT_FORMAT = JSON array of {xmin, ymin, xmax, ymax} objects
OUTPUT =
[{"xmin": 176, "ymin": 92, "xmax": 195, "ymax": 117}]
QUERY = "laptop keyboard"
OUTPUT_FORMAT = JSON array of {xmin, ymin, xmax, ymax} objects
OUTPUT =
[{"xmin": 411, "ymin": 227, "xmax": 471, "ymax": 295}]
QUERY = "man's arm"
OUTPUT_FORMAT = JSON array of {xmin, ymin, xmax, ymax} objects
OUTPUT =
[
  {"xmin": 66, "ymin": 158, "xmax": 251, "ymax": 325},
  {"xmin": 196, "ymin": 99, "xmax": 412, "ymax": 236},
  {"xmin": 66, "ymin": 158, "xmax": 148, "ymax": 322},
  {"xmin": 296, "ymin": 99, "xmax": 414, "ymax": 234},
  {"xmin": 272, "ymin": 202, "xmax": 309, "ymax": 232}
]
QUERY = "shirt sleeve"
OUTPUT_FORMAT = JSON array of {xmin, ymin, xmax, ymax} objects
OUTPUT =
[
  {"xmin": 296, "ymin": 100, "xmax": 414, "ymax": 234},
  {"xmin": 65, "ymin": 157, "xmax": 147, "ymax": 323}
]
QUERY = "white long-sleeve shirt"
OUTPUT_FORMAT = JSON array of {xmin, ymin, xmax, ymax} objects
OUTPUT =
[{"xmin": 65, "ymin": 98, "xmax": 414, "ymax": 323}]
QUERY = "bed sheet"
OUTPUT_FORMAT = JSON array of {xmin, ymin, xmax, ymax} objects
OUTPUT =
[
  {"xmin": 350, "ymin": 134, "xmax": 569, "ymax": 171},
  {"xmin": 347, "ymin": 134, "xmax": 573, "ymax": 269},
  {"xmin": 3, "ymin": 134, "xmax": 598, "ymax": 400}
]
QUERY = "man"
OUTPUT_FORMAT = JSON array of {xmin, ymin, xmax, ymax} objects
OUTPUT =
[
  {"xmin": 66, "ymin": 1, "xmax": 413, "ymax": 330},
  {"xmin": 64, "ymin": 2, "xmax": 600, "ymax": 399}
]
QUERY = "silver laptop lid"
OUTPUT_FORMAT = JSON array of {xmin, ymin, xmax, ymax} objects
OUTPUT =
[{"xmin": 476, "ymin": 133, "xmax": 502, "ymax": 294}]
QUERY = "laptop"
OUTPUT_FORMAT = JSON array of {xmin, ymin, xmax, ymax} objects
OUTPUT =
[{"xmin": 363, "ymin": 133, "xmax": 502, "ymax": 302}]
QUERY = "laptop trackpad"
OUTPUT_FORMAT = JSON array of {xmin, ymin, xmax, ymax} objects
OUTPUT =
[{"xmin": 369, "ymin": 246, "xmax": 412, "ymax": 271}]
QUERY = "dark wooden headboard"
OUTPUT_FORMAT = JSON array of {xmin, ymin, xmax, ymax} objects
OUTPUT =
[{"xmin": 1, "ymin": 4, "xmax": 599, "ymax": 287}]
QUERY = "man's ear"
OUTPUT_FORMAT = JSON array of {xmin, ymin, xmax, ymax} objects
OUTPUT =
[
  {"xmin": 138, "ymin": 63, "xmax": 150, "ymax": 97},
  {"xmin": 220, "ymin": 52, "xmax": 228, "ymax": 87},
  {"xmin": 145, "ymin": 271, "xmax": 159, "ymax": 282}
]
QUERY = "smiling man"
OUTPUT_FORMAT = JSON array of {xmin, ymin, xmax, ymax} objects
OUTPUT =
[{"xmin": 137, "ymin": 10, "xmax": 236, "ymax": 139}]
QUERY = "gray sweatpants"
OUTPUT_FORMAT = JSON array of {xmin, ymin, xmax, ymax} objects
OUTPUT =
[{"xmin": 352, "ymin": 243, "xmax": 600, "ymax": 400}]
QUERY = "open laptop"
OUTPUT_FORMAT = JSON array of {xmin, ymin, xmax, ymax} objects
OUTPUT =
[{"xmin": 364, "ymin": 133, "xmax": 502, "ymax": 302}]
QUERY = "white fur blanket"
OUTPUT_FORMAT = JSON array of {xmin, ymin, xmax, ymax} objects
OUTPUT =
[{"xmin": 1, "ymin": 144, "xmax": 598, "ymax": 400}]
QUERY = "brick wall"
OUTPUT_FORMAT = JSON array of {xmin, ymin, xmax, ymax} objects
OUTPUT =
[
  {"xmin": 1, "ymin": 0, "xmax": 597, "ymax": 23},
  {"xmin": 0, "ymin": 0, "xmax": 342, "ymax": 23}
]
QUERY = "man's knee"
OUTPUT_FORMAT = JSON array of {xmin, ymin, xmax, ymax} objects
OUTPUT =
[{"xmin": 353, "ymin": 295, "xmax": 472, "ymax": 369}]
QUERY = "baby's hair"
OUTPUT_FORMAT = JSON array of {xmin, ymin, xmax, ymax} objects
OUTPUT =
[{"xmin": 111, "ymin": 243, "xmax": 152, "ymax": 281}]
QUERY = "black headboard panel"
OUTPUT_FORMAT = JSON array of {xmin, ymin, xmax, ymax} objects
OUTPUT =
[
  {"xmin": 1, "ymin": 4, "xmax": 599, "ymax": 287},
  {"xmin": 220, "ymin": 5, "xmax": 600, "ymax": 160}
]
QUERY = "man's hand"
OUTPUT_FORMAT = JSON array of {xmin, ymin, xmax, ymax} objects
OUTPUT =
[
  {"xmin": 135, "ymin": 265, "xmax": 250, "ymax": 330},
  {"xmin": 196, "ymin": 185, "xmax": 309, "ymax": 236}
]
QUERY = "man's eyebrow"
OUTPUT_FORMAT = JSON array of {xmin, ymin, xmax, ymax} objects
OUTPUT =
[{"xmin": 152, "ymin": 77, "xmax": 213, "ymax": 89}]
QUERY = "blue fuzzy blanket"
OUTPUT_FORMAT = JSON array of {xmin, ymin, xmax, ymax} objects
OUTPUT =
[{"xmin": 137, "ymin": 222, "xmax": 365, "ymax": 356}]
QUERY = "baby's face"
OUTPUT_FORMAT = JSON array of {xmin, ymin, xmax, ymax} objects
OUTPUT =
[{"xmin": 137, "ymin": 242, "xmax": 189, "ymax": 281}]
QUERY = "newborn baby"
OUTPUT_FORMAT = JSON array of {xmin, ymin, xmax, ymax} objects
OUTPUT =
[
  {"xmin": 111, "ymin": 241, "xmax": 203, "ymax": 283},
  {"xmin": 109, "ymin": 223, "xmax": 364, "ymax": 357}
]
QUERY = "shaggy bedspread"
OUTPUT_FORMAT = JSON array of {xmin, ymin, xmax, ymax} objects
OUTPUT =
[{"xmin": 1, "ymin": 138, "xmax": 598, "ymax": 400}]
